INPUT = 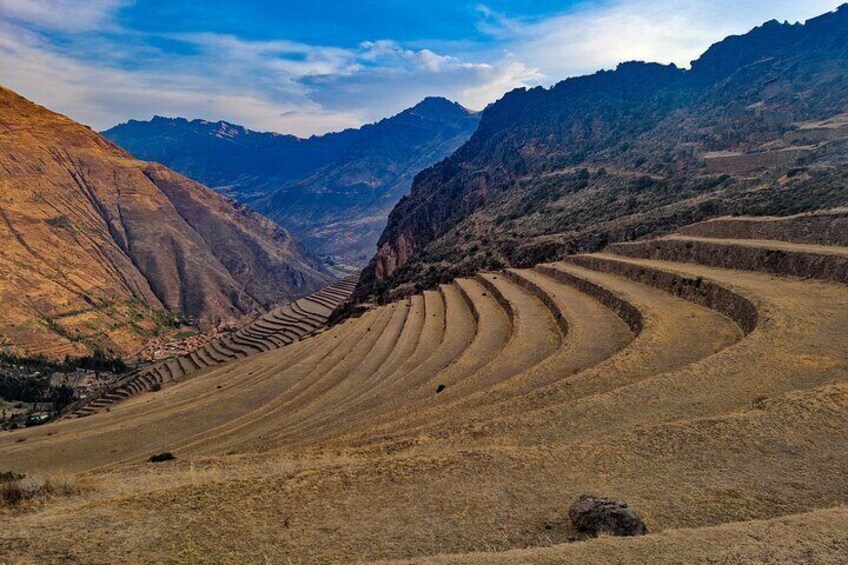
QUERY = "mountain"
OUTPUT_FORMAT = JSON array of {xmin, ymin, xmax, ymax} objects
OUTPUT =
[
  {"xmin": 102, "ymin": 98, "xmax": 480, "ymax": 268},
  {"xmin": 358, "ymin": 5, "xmax": 848, "ymax": 301},
  {"xmin": 0, "ymin": 85, "xmax": 333, "ymax": 360}
]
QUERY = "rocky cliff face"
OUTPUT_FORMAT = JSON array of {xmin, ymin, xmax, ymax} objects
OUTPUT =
[
  {"xmin": 103, "ymin": 97, "xmax": 480, "ymax": 267},
  {"xmin": 0, "ymin": 86, "xmax": 333, "ymax": 359},
  {"xmin": 357, "ymin": 5, "xmax": 848, "ymax": 302}
]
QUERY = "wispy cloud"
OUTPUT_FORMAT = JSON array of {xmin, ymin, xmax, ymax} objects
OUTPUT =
[
  {"xmin": 478, "ymin": 0, "xmax": 845, "ymax": 78},
  {"xmin": 0, "ymin": 22, "xmax": 364, "ymax": 135},
  {"xmin": 1, "ymin": 0, "xmax": 129, "ymax": 32},
  {"xmin": 0, "ymin": 0, "xmax": 843, "ymax": 136},
  {"xmin": 308, "ymin": 40, "xmax": 542, "ymax": 116},
  {"xmin": 0, "ymin": 3, "xmax": 540, "ymax": 135}
]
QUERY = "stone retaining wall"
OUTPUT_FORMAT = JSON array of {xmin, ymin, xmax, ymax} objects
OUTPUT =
[
  {"xmin": 534, "ymin": 265, "xmax": 643, "ymax": 335},
  {"xmin": 565, "ymin": 255, "xmax": 758, "ymax": 334}
]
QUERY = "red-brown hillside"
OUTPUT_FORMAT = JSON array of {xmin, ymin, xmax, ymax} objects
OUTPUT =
[{"xmin": 0, "ymin": 86, "xmax": 333, "ymax": 359}]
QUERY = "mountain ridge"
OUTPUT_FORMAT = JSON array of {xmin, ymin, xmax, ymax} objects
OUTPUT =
[
  {"xmin": 0, "ymin": 85, "xmax": 333, "ymax": 359},
  {"xmin": 356, "ymin": 4, "xmax": 848, "ymax": 302},
  {"xmin": 103, "ymin": 97, "xmax": 480, "ymax": 266}
]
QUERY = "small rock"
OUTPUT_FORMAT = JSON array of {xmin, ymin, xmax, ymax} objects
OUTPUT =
[
  {"xmin": 436, "ymin": 384, "xmax": 446, "ymax": 393},
  {"xmin": 148, "ymin": 452, "xmax": 176, "ymax": 463},
  {"xmin": 568, "ymin": 494, "xmax": 647, "ymax": 537}
]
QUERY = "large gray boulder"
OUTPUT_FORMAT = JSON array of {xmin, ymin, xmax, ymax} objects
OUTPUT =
[{"xmin": 568, "ymin": 494, "xmax": 648, "ymax": 537}]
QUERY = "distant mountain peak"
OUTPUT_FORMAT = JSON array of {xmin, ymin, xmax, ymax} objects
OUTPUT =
[
  {"xmin": 212, "ymin": 121, "xmax": 248, "ymax": 139},
  {"xmin": 103, "ymin": 98, "xmax": 481, "ymax": 265},
  {"xmin": 150, "ymin": 115, "xmax": 188, "ymax": 124},
  {"xmin": 615, "ymin": 61, "xmax": 678, "ymax": 72},
  {"xmin": 414, "ymin": 96, "xmax": 460, "ymax": 108},
  {"xmin": 408, "ymin": 96, "xmax": 474, "ymax": 116}
]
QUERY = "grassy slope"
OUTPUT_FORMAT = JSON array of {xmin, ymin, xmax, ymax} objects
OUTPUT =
[{"xmin": 1, "ymin": 220, "xmax": 846, "ymax": 562}]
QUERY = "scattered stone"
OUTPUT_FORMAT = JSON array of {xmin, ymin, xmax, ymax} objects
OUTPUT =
[
  {"xmin": 568, "ymin": 494, "xmax": 648, "ymax": 537},
  {"xmin": 148, "ymin": 452, "xmax": 176, "ymax": 463}
]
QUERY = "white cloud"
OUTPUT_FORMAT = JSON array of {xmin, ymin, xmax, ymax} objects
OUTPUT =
[
  {"xmin": 459, "ymin": 59, "xmax": 540, "ymax": 109},
  {"xmin": 0, "ymin": 23, "xmax": 365, "ymax": 135},
  {"xmin": 480, "ymin": 0, "xmax": 845, "ymax": 80},
  {"xmin": 176, "ymin": 33, "xmax": 359, "ymax": 80},
  {"xmin": 0, "ymin": 0, "xmax": 843, "ymax": 136},
  {"xmin": 0, "ymin": 0, "xmax": 129, "ymax": 32},
  {"xmin": 301, "ymin": 43, "xmax": 541, "ymax": 123},
  {"xmin": 359, "ymin": 40, "xmax": 468, "ymax": 73},
  {"xmin": 0, "ymin": 10, "xmax": 540, "ymax": 135}
]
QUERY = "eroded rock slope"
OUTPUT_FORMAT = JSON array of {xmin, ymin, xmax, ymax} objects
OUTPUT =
[{"xmin": 0, "ymin": 86, "xmax": 333, "ymax": 358}]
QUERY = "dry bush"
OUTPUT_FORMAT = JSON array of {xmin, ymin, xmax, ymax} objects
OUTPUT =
[
  {"xmin": 0, "ymin": 474, "xmax": 82, "ymax": 508},
  {"xmin": 0, "ymin": 479, "xmax": 24, "ymax": 506}
]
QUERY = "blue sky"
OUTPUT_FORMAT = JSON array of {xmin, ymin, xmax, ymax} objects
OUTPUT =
[
  {"xmin": 1, "ymin": 0, "xmax": 843, "ymax": 136},
  {"xmin": 118, "ymin": 1, "xmax": 573, "ymax": 46}
]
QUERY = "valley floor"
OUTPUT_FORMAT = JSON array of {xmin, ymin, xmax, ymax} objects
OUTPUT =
[{"xmin": 1, "ymin": 213, "xmax": 847, "ymax": 564}]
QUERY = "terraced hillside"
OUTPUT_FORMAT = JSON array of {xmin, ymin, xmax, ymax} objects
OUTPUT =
[
  {"xmin": 359, "ymin": 7, "xmax": 848, "ymax": 302},
  {"xmin": 1, "ymin": 212, "xmax": 846, "ymax": 564},
  {"xmin": 63, "ymin": 276, "xmax": 358, "ymax": 419}
]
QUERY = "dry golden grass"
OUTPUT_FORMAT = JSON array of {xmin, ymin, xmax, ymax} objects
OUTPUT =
[
  {"xmin": 0, "ymin": 219, "xmax": 846, "ymax": 563},
  {"xmin": 386, "ymin": 506, "xmax": 848, "ymax": 564},
  {"xmin": 0, "ymin": 474, "xmax": 87, "ymax": 511}
]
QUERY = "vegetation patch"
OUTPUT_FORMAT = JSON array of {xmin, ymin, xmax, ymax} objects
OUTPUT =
[
  {"xmin": 0, "ymin": 350, "xmax": 129, "ymax": 430},
  {"xmin": 0, "ymin": 472, "xmax": 82, "ymax": 509}
]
